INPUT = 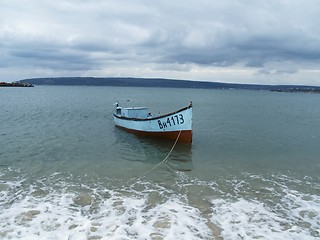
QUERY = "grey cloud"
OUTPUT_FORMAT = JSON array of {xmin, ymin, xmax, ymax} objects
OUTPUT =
[{"xmin": 1, "ymin": 0, "xmax": 320, "ymax": 84}]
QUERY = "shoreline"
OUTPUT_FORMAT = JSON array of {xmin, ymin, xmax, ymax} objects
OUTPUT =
[{"xmin": 0, "ymin": 82, "xmax": 34, "ymax": 87}]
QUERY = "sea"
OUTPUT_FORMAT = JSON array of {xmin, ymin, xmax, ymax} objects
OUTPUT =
[{"xmin": 1, "ymin": 85, "xmax": 319, "ymax": 240}]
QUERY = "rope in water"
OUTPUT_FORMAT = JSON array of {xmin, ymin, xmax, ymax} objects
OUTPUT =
[{"xmin": 127, "ymin": 130, "xmax": 182, "ymax": 184}]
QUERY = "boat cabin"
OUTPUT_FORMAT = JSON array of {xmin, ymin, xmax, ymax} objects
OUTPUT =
[{"xmin": 115, "ymin": 107, "xmax": 149, "ymax": 119}]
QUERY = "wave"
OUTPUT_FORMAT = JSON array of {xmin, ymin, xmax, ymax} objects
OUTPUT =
[{"xmin": 0, "ymin": 168, "xmax": 319, "ymax": 239}]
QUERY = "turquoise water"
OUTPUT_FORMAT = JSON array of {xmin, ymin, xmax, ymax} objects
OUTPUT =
[{"xmin": 1, "ymin": 86, "xmax": 319, "ymax": 239}]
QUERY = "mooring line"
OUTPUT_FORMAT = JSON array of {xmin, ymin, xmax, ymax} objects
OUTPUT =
[{"xmin": 126, "ymin": 130, "xmax": 182, "ymax": 185}]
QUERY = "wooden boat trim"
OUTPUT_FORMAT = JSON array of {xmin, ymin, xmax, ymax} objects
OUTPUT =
[{"xmin": 113, "ymin": 103, "xmax": 192, "ymax": 121}]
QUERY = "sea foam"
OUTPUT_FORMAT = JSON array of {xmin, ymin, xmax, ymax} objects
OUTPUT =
[{"xmin": 1, "ymin": 169, "xmax": 319, "ymax": 240}]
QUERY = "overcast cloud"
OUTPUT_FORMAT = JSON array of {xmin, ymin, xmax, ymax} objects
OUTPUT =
[{"xmin": 1, "ymin": 0, "xmax": 320, "ymax": 85}]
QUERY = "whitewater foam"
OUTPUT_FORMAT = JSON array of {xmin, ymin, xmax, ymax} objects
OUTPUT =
[
  {"xmin": 1, "ymin": 172, "xmax": 214, "ymax": 239},
  {"xmin": 1, "ymin": 168, "xmax": 319, "ymax": 240}
]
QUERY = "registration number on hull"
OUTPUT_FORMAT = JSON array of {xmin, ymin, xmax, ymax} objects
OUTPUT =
[{"xmin": 157, "ymin": 114, "xmax": 184, "ymax": 129}]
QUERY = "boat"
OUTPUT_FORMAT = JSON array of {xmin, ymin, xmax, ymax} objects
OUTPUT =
[{"xmin": 113, "ymin": 102, "xmax": 193, "ymax": 143}]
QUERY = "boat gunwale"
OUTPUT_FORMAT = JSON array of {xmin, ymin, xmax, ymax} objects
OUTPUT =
[{"xmin": 113, "ymin": 104, "xmax": 192, "ymax": 122}]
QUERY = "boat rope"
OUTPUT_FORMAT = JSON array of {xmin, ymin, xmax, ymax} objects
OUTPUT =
[{"xmin": 127, "ymin": 130, "xmax": 182, "ymax": 184}]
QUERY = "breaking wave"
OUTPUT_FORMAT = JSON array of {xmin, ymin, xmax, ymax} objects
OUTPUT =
[{"xmin": 1, "ymin": 168, "xmax": 319, "ymax": 240}]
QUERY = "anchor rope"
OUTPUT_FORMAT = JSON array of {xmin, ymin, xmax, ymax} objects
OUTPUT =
[{"xmin": 127, "ymin": 130, "xmax": 182, "ymax": 184}]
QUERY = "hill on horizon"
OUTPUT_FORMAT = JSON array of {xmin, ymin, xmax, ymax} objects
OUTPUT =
[{"xmin": 19, "ymin": 77, "xmax": 320, "ymax": 92}]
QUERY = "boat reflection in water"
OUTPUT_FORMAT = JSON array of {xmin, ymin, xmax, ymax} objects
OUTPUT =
[{"xmin": 114, "ymin": 126, "xmax": 193, "ymax": 175}]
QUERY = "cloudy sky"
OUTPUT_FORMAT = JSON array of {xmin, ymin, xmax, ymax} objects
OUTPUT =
[{"xmin": 1, "ymin": 0, "xmax": 320, "ymax": 85}]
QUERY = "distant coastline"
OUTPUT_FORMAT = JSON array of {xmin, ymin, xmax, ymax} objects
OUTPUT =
[
  {"xmin": 270, "ymin": 88, "xmax": 320, "ymax": 93},
  {"xmin": 18, "ymin": 77, "xmax": 320, "ymax": 93},
  {"xmin": 0, "ymin": 81, "xmax": 34, "ymax": 87}
]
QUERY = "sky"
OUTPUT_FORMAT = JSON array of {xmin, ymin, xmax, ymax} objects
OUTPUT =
[{"xmin": 1, "ymin": 0, "xmax": 320, "ymax": 86}]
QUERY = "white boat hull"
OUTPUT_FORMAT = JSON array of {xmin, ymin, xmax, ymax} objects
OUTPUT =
[{"xmin": 113, "ymin": 104, "xmax": 192, "ymax": 143}]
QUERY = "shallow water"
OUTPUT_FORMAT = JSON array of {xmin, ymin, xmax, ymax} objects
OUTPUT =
[{"xmin": 1, "ymin": 86, "xmax": 319, "ymax": 239}]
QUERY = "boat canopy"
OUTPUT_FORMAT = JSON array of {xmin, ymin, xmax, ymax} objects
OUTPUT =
[{"xmin": 118, "ymin": 107, "xmax": 148, "ymax": 119}]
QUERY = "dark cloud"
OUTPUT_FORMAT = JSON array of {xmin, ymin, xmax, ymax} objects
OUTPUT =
[{"xmin": 1, "ymin": 0, "xmax": 320, "ymax": 85}]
